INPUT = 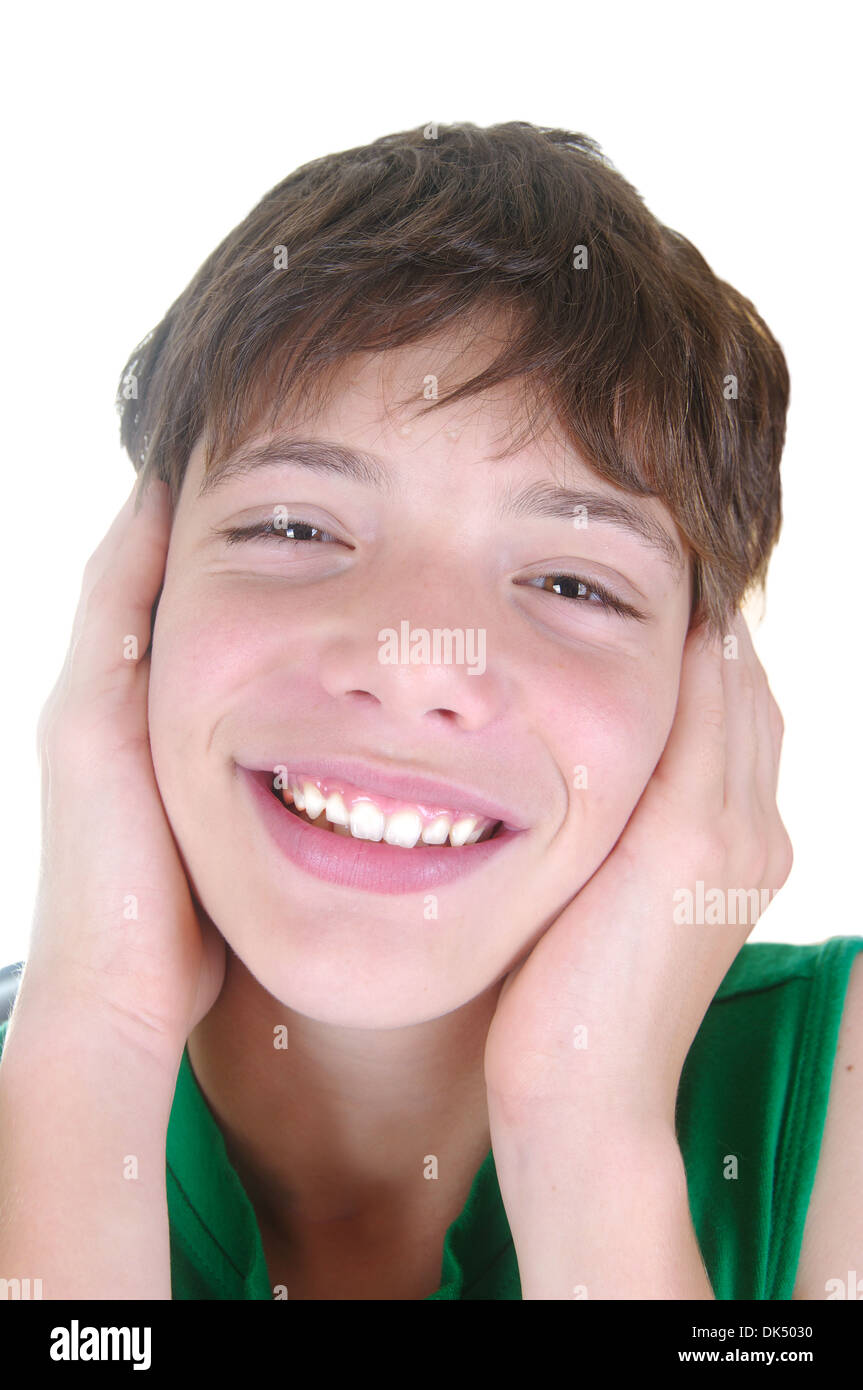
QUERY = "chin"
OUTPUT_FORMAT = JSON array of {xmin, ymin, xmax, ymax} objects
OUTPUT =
[
  {"xmin": 239, "ymin": 948, "xmax": 486, "ymax": 1029},
  {"xmin": 198, "ymin": 881, "xmax": 497, "ymax": 1024}
]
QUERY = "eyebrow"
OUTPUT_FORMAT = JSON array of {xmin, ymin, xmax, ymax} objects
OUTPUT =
[
  {"xmin": 500, "ymin": 479, "xmax": 685, "ymax": 575},
  {"xmin": 198, "ymin": 434, "xmax": 685, "ymax": 576},
  {"xmin": 198, "ymin": 436, "xmax": 391, "ymax": 497}
]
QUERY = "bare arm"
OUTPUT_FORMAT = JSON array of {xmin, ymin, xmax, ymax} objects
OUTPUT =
[
  {"xmin": 0, "ymin": 475, "xmax": 224, "ymax": 1300},
  {"xmin": 490, "ymin": 1103, "xmax": 713, "ymax": 1300},
  {"xmin": 0, "ymin": 986, "xmax": 181, "ymax": 1300}
]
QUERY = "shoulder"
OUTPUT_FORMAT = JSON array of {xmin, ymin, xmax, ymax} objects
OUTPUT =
[
  {"xmin": 677, "ymin": 936, "xmax": 863, "ymax": 1299},
  {"xmin": 793, "ymin": 950, "xmax": 863, "ymax": 1300}
]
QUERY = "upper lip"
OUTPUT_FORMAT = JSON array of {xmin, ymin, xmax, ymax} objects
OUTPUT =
[{"xmin": 240, "ymin": 755, "xmax": 528, "ymax": 831}]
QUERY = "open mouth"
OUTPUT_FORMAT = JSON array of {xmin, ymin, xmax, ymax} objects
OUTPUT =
[
  {"xmin": 277, "ymin": 787, "xmax": 504, "ymax": 848},
  {"xmin": 239, "ymin": 765, "xmax": 523, "ymax": 894}
]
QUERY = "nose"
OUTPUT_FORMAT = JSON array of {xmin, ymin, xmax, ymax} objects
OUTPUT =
[{"xmin": 314, "ymin": 578, "xmax": 510, "ymax": 732}]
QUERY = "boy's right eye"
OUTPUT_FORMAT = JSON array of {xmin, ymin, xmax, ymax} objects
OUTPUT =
[{"xmin": 212, "ymin": 518, "xmax": 341, "ymax": 546}]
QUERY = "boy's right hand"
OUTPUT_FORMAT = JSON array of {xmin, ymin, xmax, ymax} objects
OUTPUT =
[{"xmin": 19, "ymin": 475, "xmax": 226, "ymax": 1074}]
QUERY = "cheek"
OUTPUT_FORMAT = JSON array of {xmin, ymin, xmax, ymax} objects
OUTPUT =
[
  {"xmin": 150, "ymin": 584, "xmax": 301, "ymax": 710},
  {"xmin": 147, "ymin": 581, "xmax": 333, "ymax": 796},
  {"xmin": 538, "ymin": 655, "xmax": 679, "ymax": 831},
  {"xmin": 147, "ymin": 587, "xmax": 272, "ymax": 778}
]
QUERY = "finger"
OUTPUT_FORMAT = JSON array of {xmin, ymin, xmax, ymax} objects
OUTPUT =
[
  {"xmin": 747, "ymin": 644, "xmax": 792, "ymax": 889},
  {"xmin": 719, "ymin": 612, "xmax": 760, "ymax": 814},
  {"xmin": 733, "ymin": 616, "xmax": 784, "ymax": 808},
  {"xmin": 654, "ymin": 620, "xmax": 726, "ymax": 815},
  {"xmin": 763, "ymin": 679, "xmax": 785, "ymax": 796},
  {"xmin": 726, "ymin": 617, "xmax": 792, "ymax": 899},
  {"xmin": 63, "ymin": 476, "xmax": 172, "ymax": 706},
  {"xmin": 768, "ymin": 696, "xmax": 785, "ymax": 800}
]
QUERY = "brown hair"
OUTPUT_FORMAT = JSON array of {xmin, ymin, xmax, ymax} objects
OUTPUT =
[{"xmin": 116, "ymin": 120, "xmax": 789, "ymax": 632}]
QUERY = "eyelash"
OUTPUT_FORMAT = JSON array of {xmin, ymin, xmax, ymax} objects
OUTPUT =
[{"xmin": 213, "ymin": 518, "xmax": 647, "ymax": 621}]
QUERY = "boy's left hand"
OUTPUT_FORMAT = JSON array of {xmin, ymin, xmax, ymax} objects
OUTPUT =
[{"xmin": 483, "ymin": 612, "xmax": 793, "ymax": 1131}]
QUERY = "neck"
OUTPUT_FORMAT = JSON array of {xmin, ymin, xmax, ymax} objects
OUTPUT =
[{"xmin": 187, "ymin": 946, "xmax": 503, "ymax": 1233}]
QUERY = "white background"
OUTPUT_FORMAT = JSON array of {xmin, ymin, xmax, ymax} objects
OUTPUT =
[{"xmin": 1, "ymin": 0, "xmax": 860, "ymax": 965}]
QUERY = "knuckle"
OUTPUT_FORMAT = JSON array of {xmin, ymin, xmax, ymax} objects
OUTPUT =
[
  {"xmin": 35, "ymin": 681, "xmax": 70, "ymax": 756},
  {"xmin": 737, "ymin": 653, "xmax": 757, "ymax": 689},
  {"xmin": 774, "ymin": 824, "xmax": 794, "ymax": 883},
  {"xmin": 35, "ymin": 696, "xmax": 54, "ymax": 748},
  {"xmin": 690, "ymin": 824, "xmax": 728, "ymax": 873},
  {"xmin": 80, "ymin": 541, "xmax": 110, "ymax": 588},
  {"xmin": 80, "ymin": 564, "xmax": 119, "ymax": 614},
  {"xmin": 753, "ymin": 835, "xmax": 771, "ymax": 885},
  {"xmin": 38, "ymin": 704, "xmax": 89, "ymax": 761},
  {"xmin": 39, "ymin": 686, "xmax": 138, "ymax": 768},
  {"xmin": 737, "ymin": 823, "xmax": 770, "ymax": 885},
  {"xmin": 701, "ymin": 703, "xmax": 726, "ymax": 733}
]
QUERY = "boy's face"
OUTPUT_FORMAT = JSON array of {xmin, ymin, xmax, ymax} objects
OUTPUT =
[{"xmin": 148, "ymin": 333, "xmax": 693, "ymax": 1026}]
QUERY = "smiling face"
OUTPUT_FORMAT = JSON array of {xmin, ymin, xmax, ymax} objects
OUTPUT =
[{"xmin": 147, "ymin": 330, "xmax": 693, "ymax": 1027}]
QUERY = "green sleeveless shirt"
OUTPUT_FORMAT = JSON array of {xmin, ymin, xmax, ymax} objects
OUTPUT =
[{"xmin": 1, "ymin": 935, "xmax": 860, "ymax": 1299}]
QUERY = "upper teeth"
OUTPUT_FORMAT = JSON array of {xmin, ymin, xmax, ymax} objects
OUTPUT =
[{"xmin": 287, "ymin": 778, "xmax": 496, "ymax": 848}]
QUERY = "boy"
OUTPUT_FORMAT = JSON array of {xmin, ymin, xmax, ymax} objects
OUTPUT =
[{"xmin": 1, "ymin": 121, "xmax": 860, "ymax": 1300}]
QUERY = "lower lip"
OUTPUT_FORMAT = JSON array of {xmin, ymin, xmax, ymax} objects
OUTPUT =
[{"xmin": 237, "ymin": 766, "xmax": 524, "ymax": 895}]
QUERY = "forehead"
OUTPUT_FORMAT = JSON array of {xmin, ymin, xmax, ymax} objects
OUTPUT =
[
  {"xmin": 184, "ymin": 330, "xmax": 689, "ymax": 579},
  {"xmin": 185, "ymin": 330, "xmax": 524, "ymax": 497},
  {"xmin": 281, "ymin": 324, "xmax": 535, "ymax": 448},
  {"xmin": 195, "ymin": 325, "xmax": 593, "ymax": 496}
]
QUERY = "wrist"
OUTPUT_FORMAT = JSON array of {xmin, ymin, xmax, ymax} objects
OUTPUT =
[
  {"xmin": 0, "ymin": 993, "xmax": 177, "ymax": 1301},
  {"xmin": 488, "ymin": 1096, "xmax": 681, "ymax": 1182},
  {"xmin": 488, "ymin": 1118, "xmax": 706, "ymax": 1300},
  {"xmin": 13, "ymin": 946, "xmax": 188, "ymax": 1050},
  {"xmin": 485, "ymin": 1068, "xmax": 679, "ymax": 1140},
  {"xmin": 3, "ymin": 981, "xmax": 184, "ymax": 1104}
]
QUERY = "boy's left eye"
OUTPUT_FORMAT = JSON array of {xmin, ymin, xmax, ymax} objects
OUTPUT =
[
  {"xmin": 212, "ymin": 517, "xmax": 646, "ymax": 621},
  {"xmin": 518, "ymin": 573, "xmax": 645, "ymax": 620}
]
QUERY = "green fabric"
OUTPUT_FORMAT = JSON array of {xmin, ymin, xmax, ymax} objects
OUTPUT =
[{"xmin": 1, "ymin": 935, "xmax": 860, "ymax": 1299}]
